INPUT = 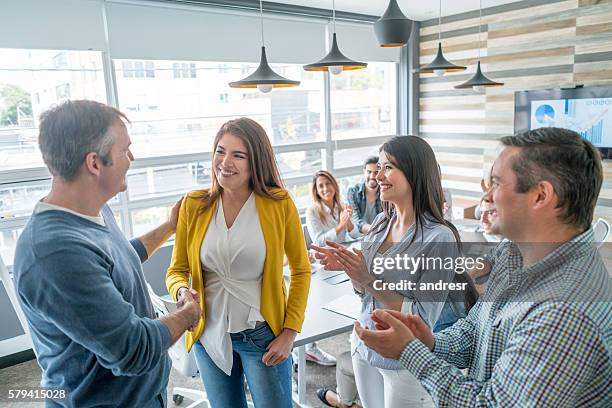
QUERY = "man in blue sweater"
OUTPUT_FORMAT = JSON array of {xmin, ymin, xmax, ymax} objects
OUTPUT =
[{"xmin": 13, "ymin": 100, "xmax": 201, "ymax": 407}]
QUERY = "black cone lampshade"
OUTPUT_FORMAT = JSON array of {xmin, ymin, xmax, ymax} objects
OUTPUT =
[
  {"xmin": 417, "ymin": 42, "xmax": 467, "ymax": 75},
  {"xmin": 374, "ymin": 0, "xmax": 413, "ymax": 47},
  {"xmin": 303, "ymin": 33, "xmax": 367, "ymax": 73},
  {"xmin": 454, "ymin": 61, "xmax": 503, "ymax": 89},
  {"xmin": 229, "ymin": 0, "xmax": 299, "ymax": 92},
  {"xmin": 230, "ymin": 46, "xmax": 300, "ymax": 91},
  {"xmin": 454, "ymin": 0, "xmax": 503, "ymax": 92}
]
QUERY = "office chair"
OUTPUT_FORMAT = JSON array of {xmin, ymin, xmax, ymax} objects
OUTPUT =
[
  {"xmin": 593, "ymin": 218, "xmax": 610, "ymax": 248},
  {"xmin": 0, "ymin": 255, "xmax": 33, "ymax": 350},
  {"xmin": 303, "ymin": 225, "xmax": 313, "ymax": 250}
]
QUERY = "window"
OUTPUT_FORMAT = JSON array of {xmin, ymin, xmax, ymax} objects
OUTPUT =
[
  {"xmin": 0, "ymin": 227, "xmax": 23, "ymax": 267},
  {"xmin": 277, "ymin": 150, "xmax": 322, "ymax": 179},
  {"xmin": 113, "ymin": 60, "xmax": 324, "ymax": 159},
  {"xmin": 0, "ymin": 49, "xmax": 106, "ymax": 172},
  {"xmin": 131, "ymin": 204, "xmax": 174, "ymax": 237},
  {"xmin": 333, "ymin": 145, "xmax": 380, "ymax": 170},
  {"xmin": 52, "ymin": 52, "xmax": 67, "ymax": 68},
  {"xmin": 0, "ymin": 180, "xmax": 52, "ymax": 219},
  {"xmin": 0, "ymin": 49, "xmax": 107, "ymax": 267},
  {"xmin": 127, "ymin": 161, "xmax": 211, "ymax": 201},
  {"xmin": 122, "ymin": 61, "xmax": 133, "ymax": 78},
  {"xmin": 145, "ymin": 62, "xmax": 155, "ymax": 78},
  {"xmin": 120, "ymin": 60, "xmax": 156, "ymax": 79},
  {"xmin": 55, "ymin": 83, "xmax": 70, "ymax": 99},
  {"xmin": 330, "ymin": 62, "xmax": 396, "ymax": 140},
  {"xmin": 173, "ymin": 63, "xmax": 197, "ymax": 79},
  {"xmin": 1, "ymin": 53, "xmax": 399, "ymax": 266}
]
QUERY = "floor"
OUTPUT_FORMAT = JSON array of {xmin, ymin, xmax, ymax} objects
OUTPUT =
[{"xmin": 0, "ymin": 333, "xmax": 349, "ymax": 408}]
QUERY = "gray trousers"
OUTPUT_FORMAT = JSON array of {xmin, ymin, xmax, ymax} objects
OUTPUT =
[{"xmin": 336, "ymin": 351, "xmax": 359, "ymax": 405}]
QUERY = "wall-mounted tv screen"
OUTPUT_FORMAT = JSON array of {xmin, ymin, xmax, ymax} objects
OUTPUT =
[{"xmin": 515, "ymin": 85, "xmax": 612, "ymax": 158}]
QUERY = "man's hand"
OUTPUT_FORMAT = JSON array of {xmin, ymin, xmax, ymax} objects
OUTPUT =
[
  {"xmin": 354, "ymin": 309, "xmax": 415, "ymax": 359},
  {"xmin": 177, "ymin": 289, "xmax": 201, "ymax": 331},
  {"xmin": 160, "ymin": 288, "xmax": 201, "ymax": 344},
  {"xmin": 262, "ymin": 329, "xmax": 296, "ymax": 366},
  {"xmin": 137, "ymin": 197, "xmax": 184, "ymax": 258},
  {"xmin": 371, "ymin": 310, "xmax": 434, "ymax": 351},
  {"xmin": 167, "ymin": 197, "xmax": 183, "ymax": 233}
]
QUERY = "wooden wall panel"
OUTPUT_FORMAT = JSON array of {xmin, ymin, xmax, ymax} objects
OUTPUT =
[{"xmin": 418, "ymin": 0, "xmax": 612, "ymax": 222}]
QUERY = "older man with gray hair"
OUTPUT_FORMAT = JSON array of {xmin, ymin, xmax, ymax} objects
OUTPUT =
[{"xmin": 13, "ymin": 100, "xmax": 201, "ymax": 407}]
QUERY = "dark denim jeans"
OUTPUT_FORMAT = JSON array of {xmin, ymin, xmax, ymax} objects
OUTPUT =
[{"xmin": 193, "ymin": 322, "xmax": 293, "ymax": 408}]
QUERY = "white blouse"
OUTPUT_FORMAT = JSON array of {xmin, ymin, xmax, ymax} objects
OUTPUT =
[
  {"xmin": 305, "ymin": 204, "xmax": 361, "ymax": 246},
  {"xmin": 199, "ymin": 193, "xmax": 266, "ymax": 375}
]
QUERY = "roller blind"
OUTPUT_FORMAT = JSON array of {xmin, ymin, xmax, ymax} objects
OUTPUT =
[
  {"xmin": 105, "ymin": 1, "xmax": 327, "ymax": 64},
  {"xmin": 0, "ymin": 0, "xmax": 107, "ymax": 51}
]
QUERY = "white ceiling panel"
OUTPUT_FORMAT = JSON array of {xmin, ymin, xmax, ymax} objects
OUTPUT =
[{"xmin": 268, "ymin": 0, "xmax": 529, "ymax": 21}]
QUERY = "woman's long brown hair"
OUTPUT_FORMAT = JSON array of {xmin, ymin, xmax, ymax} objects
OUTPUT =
[
  {"xmin": 196, "ymin": 117, "xmax": 286, "ymax": 212},
  {"xmin": 310, "ymin": 170, "xmax": 343, "ymax": 223}
]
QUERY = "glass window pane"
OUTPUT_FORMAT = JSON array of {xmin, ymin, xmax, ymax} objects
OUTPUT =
[
  {"xmin": 113, "ymin": 60, "xmax": 324, "ymax": 159},
  {"xmin": 0, "ymin": 49, "xmax": 106, "ymax": 171},
  {"xmin": 131, "ymin": 204, "xmax": 173, "ymax": 237},
  {"xmin": 0, "ymin": 227, "xmax": 23, "ymax": 267},
  {"xmin": 330, "ymin": 62, "xmax": 397, "ymax": 140},
  {"xmin": 286, "ymin": 182, "xmax": 312, "ymax": 211},
  {"xmin": 337, "ymin": 175, "xmax": 364, "ymax": 199},
  {"xmin": 333, "ymin": 145, "xmax": 380, "ymax": 170},
  {"xmin": 276, "ymin": 150, "xmax": 322, "ymax": 180},
  {"xmin": 127, "ymin": 161, "xmax": 211, "ymax": 201},
  {"xmin": 0, "ymin": 179, "xmax": 51, "ymax": 218}
]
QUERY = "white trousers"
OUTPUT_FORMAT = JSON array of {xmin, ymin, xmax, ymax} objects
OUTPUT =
[{"xmin": 352, "ymin": 351, "xmax": 435, "ymax": 408}]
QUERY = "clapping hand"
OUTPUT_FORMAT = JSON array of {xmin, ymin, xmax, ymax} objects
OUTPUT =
[
  {"xmin": 339, "ymin": 205, "xmax": 353, "ymax": 230},
  {"xmin": 371, "ymin": 309, "xmax": 434, "ymax": 351},
  {"xmin": 354, "ymin": 309, "xmax": 417, "ymax": 360},
  {"xmin": 310, "ymin": 241, "xmax": 372, "ymax": 285}
]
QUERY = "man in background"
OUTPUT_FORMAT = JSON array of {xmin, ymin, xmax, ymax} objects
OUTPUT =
[{"xmin": 346, "ymin": 156, "xmax": 382, "ymax": 234}]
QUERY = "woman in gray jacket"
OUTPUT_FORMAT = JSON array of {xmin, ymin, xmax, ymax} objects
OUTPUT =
[{"xmin": 312, "ymin": 136, "xmax": 472, "ymax": 408}]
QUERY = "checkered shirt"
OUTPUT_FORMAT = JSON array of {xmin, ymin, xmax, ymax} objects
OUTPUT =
[{"xmin": 399, "ymin": 228, "xmax": 612, "ymax": 407}]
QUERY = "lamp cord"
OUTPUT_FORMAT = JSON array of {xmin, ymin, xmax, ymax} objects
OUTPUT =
[
  {"xmin": 332, "ymin": 0, "xmax": 336, "ymax": 33},
  {"xmin": 438, "ymin": 0, "xmax": 442, "ymax": 42},
  {"xmin": 260, "ymin": 0, "xmax": 264, "ymax": 46},
  {"xmin": 478, "ymin": 0, "xmax": 482, "ymax": 60}
]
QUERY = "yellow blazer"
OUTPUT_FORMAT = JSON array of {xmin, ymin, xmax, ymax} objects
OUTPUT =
[{"xmin": 165, "ymin": 188, "xmax": 311, "ymax": 352}]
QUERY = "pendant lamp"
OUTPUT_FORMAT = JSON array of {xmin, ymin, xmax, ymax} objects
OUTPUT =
[
  {"xmin": 229, "ymin": 0, "xmax": 299, "ymax": 92},
  {"xmin": 374, "ymin": 0, "xmax": 413, "ymax": 47},
  {"xmin": 303, "ymin": 0, "xmax": 367, "ymax": 74},
  {"xmin": 454, "ymin": 0, "xmax": 503, "ymax": 92},
  {"xmin": 416, "ymin": 0, "xmax": 466, "ymax": 76}
]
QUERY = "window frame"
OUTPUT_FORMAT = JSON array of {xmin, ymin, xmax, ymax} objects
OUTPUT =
[{"xmin": 0, "ymin": 52, "xmax": 399, "ymax": 266}]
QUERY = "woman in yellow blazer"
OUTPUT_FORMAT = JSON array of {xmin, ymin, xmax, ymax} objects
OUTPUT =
[{"xmin": 166, "ymin": 118, "xmax": 311, "ymax": 408}]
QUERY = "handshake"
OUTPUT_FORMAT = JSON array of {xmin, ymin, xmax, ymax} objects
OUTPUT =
[{"xmin": 176, "ymin": 287, "xmax": 202, "ymax": 331}]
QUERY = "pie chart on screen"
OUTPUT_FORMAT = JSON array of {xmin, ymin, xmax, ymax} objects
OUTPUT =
[{"xmin": 535, "ymin": 104, "xmax": 555, "ymax": 124}]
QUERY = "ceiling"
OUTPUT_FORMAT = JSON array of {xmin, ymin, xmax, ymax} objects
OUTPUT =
[{"xmin": 268, "ymin": 0, "xmax": 528, "ymax": 21}]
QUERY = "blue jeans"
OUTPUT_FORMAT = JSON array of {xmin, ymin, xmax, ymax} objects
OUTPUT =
[{"xmin": 193, "ymin": 322, "xmax": 293, "ymax": 408}]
